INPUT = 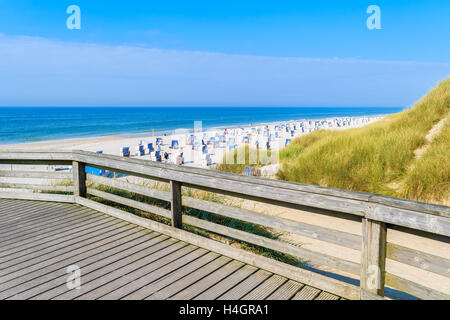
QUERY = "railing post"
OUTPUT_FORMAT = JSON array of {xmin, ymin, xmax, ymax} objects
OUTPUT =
[
  {"xmin": 170, "ymin": 180, "xmax": 182, "ymax": 228},
  {"xmin": 72, "ymin": 161, "xmax": 86, "ymax": 198},
  {"xmin": 360, "ymin": 215, "xmax": 387, "ymax": 299}
]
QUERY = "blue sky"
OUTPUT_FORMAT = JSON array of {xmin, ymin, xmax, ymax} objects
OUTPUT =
[{"xmin": 0, "ymin": 0, "xmax": 449, "ymax": 107}]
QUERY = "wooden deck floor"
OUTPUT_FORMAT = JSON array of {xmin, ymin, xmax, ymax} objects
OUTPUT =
[{"xmin": 0, "ymin": 199, "xmax": 343, "ymax": 300}]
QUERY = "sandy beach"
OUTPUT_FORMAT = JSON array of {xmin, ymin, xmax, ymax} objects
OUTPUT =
[{"xmin": 0, "ymin": 115, "xmax": 384, "ymax": 169}]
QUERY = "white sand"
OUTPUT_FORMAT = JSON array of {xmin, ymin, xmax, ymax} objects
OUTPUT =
[{"xmin": 0, "ymin": 115, "xmax": 384, "ymax": 168}]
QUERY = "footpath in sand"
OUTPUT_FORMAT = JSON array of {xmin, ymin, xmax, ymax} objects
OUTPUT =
[{"xmin": 388, "ymin": 115, "xmax": 448, "ymax": 202}]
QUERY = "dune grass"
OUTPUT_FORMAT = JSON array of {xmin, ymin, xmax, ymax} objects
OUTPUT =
[
  {"xmin": 216, "ymin": 144, "xmax": 273, "ymax": 174},
  {"xmin": 401, "ymin": 114, "xmax": 449, "ymax": 204},
  {"xmin": 277, "ymin": 78, "xmax": 450, "ymax": 204}
]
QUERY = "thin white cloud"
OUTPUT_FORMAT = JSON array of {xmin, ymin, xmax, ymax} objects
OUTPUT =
[
  {"xmin": 0, "ymin": 34, "xmax": 448, "ymax": 106},
  {"xmin": 147, "ymin": 30, "xmax": 161, "ymax": 36}
]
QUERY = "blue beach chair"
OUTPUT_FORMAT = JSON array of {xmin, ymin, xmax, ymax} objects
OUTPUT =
[
  {"xmin": 171, "ymin": 140, "xmax": 179, "ymax": 149},
  {"xmin": 138, "ymin": 145, "xmax": 145, "ymax": 156},
  {"xmin": 155, "ymin": 151, "xmax": 162, "ymax": 161},
  {"xmin": 121, "ymin": 147, "xmax": 130, "ymax": 157}
]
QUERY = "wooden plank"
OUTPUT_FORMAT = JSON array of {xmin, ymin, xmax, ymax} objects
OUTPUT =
[
  {"xmin": 184, "ymin": 215, "xmax": 361, "ymax": 275},
  {"xmin": 87, "ymin": 174, "xmax": 171, "ymax": 202},
  {"xmin": 385, "ymin": 273, "xmax": 450, "ymax": 300},
  {"xmin": 217, "ymin": 269, "xmax": 272, "ymax": 300},
  {"xmin": 0, "ymin": 199, "xmax": 27, "ymax": 211},
  {"xmin": 0, "ymin": 198, "xmax": 24, "ymax": 206},
  {"xmin": 0, "ymin": 220, "xmax": 134, "ymax": 284},
  {"xmin": 0, "ymin": 160, "xmax": 72, "ymax": 165},
  {"xmin": 3, "ymin": 150, "xmax": 449, "ymax": 232},
  {"xmin": 136, "ymin": 252, "xmax": 220, "ymax": 300},
  {"xmin": 31, "ymin": 237, "xmax": 182, "ymax": 300},
  {"xmin": 147, "ymin": 255, "xmax": 232, "ymax": 300},
  {"xmin": 92, "ymin": 243, "xmax": 198, "ymax": 301},
  {"xmin": 292, "ymin": 285, "xmax": 321, "ymax": 300},
  {"xmin": 0, "ymin": 192, "xmax": 74, "ymax": 203},
  {"xmin": 0, "ymin": 201, "xmax": 68, "ymax": 226},
  {"xmin": 72, "ymin": 151, "xmax": 367, "ymax": 216},
  {"xmin": 0, "ymin": 204, "xmax": 85, "ymax": 240},
  {"xmin": 266, "ymin": 280, "xmax": 304, "ymax": 300},
  {"xmin": 315, "ymin": 291, "xmax": 340, "ymax": 300},
  {"xmin": 93, "ymin": 248, "xmax": 212, "ymax": 301},
  {"xmin": 360, "ymin": 289, "xmax": 386, "ymax": 300},
  {"xmin": 170, "ymin": 180, "xmax": 182, "ymax": 228},
  {"xmin": 0, "ymin": 231, "xmax": 162, "ymax": 300},
  {"xmin": 72, "ymin": 161, "xmax": 86, "ymax": 197},
  {"xmin": 0, "ymin": 217, "xmax": 125, "ymax": 275},
  {"xmin": 77, "ymin": 150, "xmax": 450, "ymax": 234},
  {"xmin": 0, "ymin": 209, "xmax": 106, "ymax": 257},
  {"xmin": 366, "ymin": 203, "xmax": 450, "ymax": 237},
  {"xmin": 0, "ymin": 198, "xmax": 64, "ymax": 213},
  {"xmin": 390, "ymin": 225, "xmax": 450, "ymax": 245},
  {"xmin": 0, "ymin": 201, "xmax": 90, "ymax": 226},
  {"xmin": 168, "ymin": 260, "xmax": 245, "ymax": 300},
  {"xmin": 76, "ymin": 197, "xmax": 361, "ymax": 300},
  {"xmin": 0, "ymin": 183, "xmax": 74, "ymax": 193},
  {"xmin": 386, "ymin": 243, "xmax": 450, "ymax": 278},
  {"xmin": 0, "ymin": 203, "xmax": 94, "ymax": 239},
  {"xmin": 87, "ymin": 188, "xmax": 171, "ymax": 219},
  {"xmin": 72, "ymin": 150, "xmax": 371, "ymax": 202},
  {"xmin": 0, "ymin": 213, "xmax": 117, "ymax": 264},
  {"xmin": 9, "ymin": 233, "xmax": 165, "ymax": 300},
  {"xmin": 369, "ymin": 194, "xmax": 450, "ymax": 218},
  {"xmin": 0, "ymin": 151, "xmax": 73, "ymax": 162},
  {"xmin": 0, "ymin": 223, "xmax": 142, "ymax": 294},
  {"xmin": 0, "ymin": 171, "xmax": 71, "ymax": 179},
  {"xmin": 0, "ymin": 201, "xmax": 76, "ymax": 228},
  {"xmin": 183, "ymin": 197, "xmax": 362, "ymax": 250},
  {"xmin": 0, "ymin": 199, "xmax": 50, "ymax": 217},
  {"xmin": 0, "ymin": 202, "xmax": 36, "ymax": 220},
  {"xmin": 360, "ymin": 218, "xmax": 387, "ymax": 297},
  {"xmin": 0, "ymin": 207, "xmax": 108, "ymax": 245},
  {"xmin": 0, "ymin": 207, "xmax": 101, "ymax": 248},
  {"xmin": 0, "ymin": 216, "xmax": 127, "ymax": 268},
  {"xmin": 0, "ymin": 205, "xmax": 111, "ymax": 243},
  {"xmin": 241, "ymin": 274, "xmax": 287, "ymax": 300},
  {"xmin": 194, "ymin": 265, "xmax": 258, "ymax": 300}
]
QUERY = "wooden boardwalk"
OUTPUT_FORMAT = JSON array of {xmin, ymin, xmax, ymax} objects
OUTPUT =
[{"xmin": 0, "ymin": 199, "xmax": 342, "ymax": 300}]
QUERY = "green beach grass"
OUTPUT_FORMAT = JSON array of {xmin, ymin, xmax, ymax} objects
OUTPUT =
[{"xmin": 276, "ymin": 78, "xmax": 450, "ymax": 204}]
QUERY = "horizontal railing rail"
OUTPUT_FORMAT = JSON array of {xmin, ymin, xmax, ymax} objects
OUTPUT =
[{"xmin": 0, "ymin": 150, "xmax": 449, "ymax": 300}]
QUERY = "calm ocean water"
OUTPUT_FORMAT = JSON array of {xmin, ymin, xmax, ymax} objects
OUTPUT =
[{"xmin": 0, "ymin": 107, "xmax": 403, "ymax": 145}]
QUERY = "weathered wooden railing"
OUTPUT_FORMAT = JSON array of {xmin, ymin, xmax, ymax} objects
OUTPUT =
[{"xmin": 0, "ymin": 150, "xmax": 449, "ymax": 300}]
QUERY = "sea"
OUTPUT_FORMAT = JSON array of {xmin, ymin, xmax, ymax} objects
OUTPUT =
[{"xmin": 0, "ymin": 107, "xmax": 403, "ymax": 145}]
